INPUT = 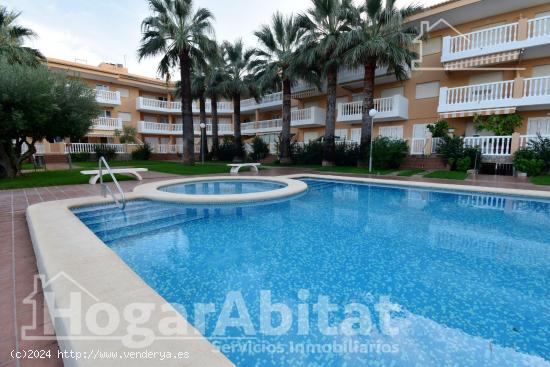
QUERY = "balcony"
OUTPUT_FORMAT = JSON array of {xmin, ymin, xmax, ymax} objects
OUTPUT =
[
  {"xmin": 136, "ymin": 97, "xmax": 233, "ymax": 114},
  {"xmin": 438, "ymin": 76, "xmax": 550, "ymax": 115},
  {"xmin": 442, "ymin": 16, "xmax": 550, "ymax": 64},
  {"xmin": 241, "ymin": 119, "xmax": 283, "ymax": 135},
  {"xmin": 291, "ymin": 107, "xmax": 326, "ymax": 127},
  {"xmin": 241, "ymin": 92, "xmax": 283, "ymax": 111},
  {"xmin": 138, "ymin": 121, "xmax": 233, "ymax": 135},
  {"xmin": 91, "ymin": 117, "xmax": 122, "ymax": 131},
  {"xmin": 95, "ymin": 89, "xmax": 121, "ymax": 106},
  {"xmin": 338, "ymin": 66, "xmax": 411, "ymax": 85},
  {"xmin": 337, "ymin": 95, "xmax": 409, "ymax": 123}
]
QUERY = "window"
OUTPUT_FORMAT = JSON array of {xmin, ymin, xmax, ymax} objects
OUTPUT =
[
  {"xmin": 303, "ymin": 131, "xmax": 319, "ymax": 142},
  {"xmin": 158, "ymin": 96, "xmax": 168, "ymax": 101},
  {"xmin": 527, "ymin": 117, "xmax": 550, "ymax": 135},
  {"xmin": 117, "ymin": 88, "xmax": 129, "ymax": 98},
  {"xmin": 532, "ymin": 65, "xmax": 550, "ymax": 77},
  {"xmin": 352, "ymin": 93, "xmax": 364, "ymax": 102},
  {"xmin": 535, "ymin": 11, "xmax": 550, "ymax": 18},
  {"xmin": 335, "ymin": 129, "xmax": 348, "ymax": 141},
  {"xmin": 469, "ymin": 71, "xmax": 503, "ymax": 85},
  {"xmin": 379, "ymin": 126, "xmax": 403, "ymax": 140},
  {"xmin": 422, "ymin": 37, "xmax": 442, "ymax": 55},
  {"xmin": 159, "ymin": 117, "xmax": 168, "ymax": 124},
  {"xmin": 144, "ymin": 116, "xmax": 157, "ymax": 123},
  {"xmin": 381, "ymin": 87, "xmax": 404, "ymax": 98},
  {"xmin": 350, "ymin": 128, "xmax": 361, "ymax": 143},
  {"xmin": 118, "ymin": 112, "xmax": 132, "ymax": 122},
  {"xmin": 471, "ymin": 22, "xmax": 506, "ymax": 32},
  {"xmin": 144, "ymin": 137, "xmax": 158, "ymax": 146},
  {"xmin": 100, "ymin": 110, "xmax": 111, "ymax": 118},
  {"xmin": 96, "ymin": 84, "xmax": 108, "ymax": 91},
  {"xmin": 415, "ymin": 81, "xmax": 440, "ymax": 99},
  {"xmin": 160, "ymin": 137, "xmax": 170, "ymax": 144}
]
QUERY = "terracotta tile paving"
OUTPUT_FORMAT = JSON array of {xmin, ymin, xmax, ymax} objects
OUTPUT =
[{"xmin": 1, "ymin": 167, "xmax": 549, "ymax": 366}]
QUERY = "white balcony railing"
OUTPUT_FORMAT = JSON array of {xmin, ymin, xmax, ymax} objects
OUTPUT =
[
  {"xmin": 291, "ymin": 107, "xmax": 326, "ymax": 127},
  {"xmin": 95, "ymin": 89, "xmax": 121, "ymax": 106},
  {"xmin": 442, "ymin": 16, "xmax": 550, "ymax": 63},
  {"xmin": 523, "ymin": 76, "xmax": 550, "ymax": 98},
  {"xmin": 337, "ymin": 95, "xmax": 408, "ymax": 122},
  {"xmin": 449, "ymin": 23, "xmax": 518, "ymax": 55},
  {"xmin": 138, "ymin": 121, "xmax": 174, "ymax": 134},
  {"xmin": 137, "ymin": 97, "xmax": 233, "ymax": 114},
  {"xmin": 528, "ymin": 16, "xmax": 550, "ymax": 38},
  {"xmin": 464, "ymin": 136, "xmax": 512, "ymax": 156},
  {"xmin": 65, "ymin": 143, "xmax": 139, "ymax": 154},
  {"xmin": 241, "ymin": 92, "xmax": 283, "ymax": 111},
  {"xmin": 242, "ymin": 119, "xmax": 283, "ymax": 134},
  {"xmin": 91, "ymin": 117, "xmax": 123, "ymax": 131},
  {"xmin": 519, "ymin": 134, "xmax": 550, "ymax": 148},
  {"xmin": 438, "ymin": 80, "xmax": 515, "ymax": 112}
]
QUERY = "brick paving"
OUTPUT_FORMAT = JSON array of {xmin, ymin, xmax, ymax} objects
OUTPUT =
[{"xmin": 1, "ymin": 168, "xmax": 549, "ymax": 366}]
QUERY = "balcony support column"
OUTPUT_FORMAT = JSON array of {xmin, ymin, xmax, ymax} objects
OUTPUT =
[
  {"xmin": 510, "ymin": 132, "xmax": 521, "ymax": 154},
  {"xmin": 513, "ymin": 77, "xmax": 524, "ymax": 99},
  {"xmin": 424, "ymin": 132, "xmax": 433, "ymax": 156},
  {"xmin": 517, "ymin": 17, "xmax": 528, "ymax": 41}
]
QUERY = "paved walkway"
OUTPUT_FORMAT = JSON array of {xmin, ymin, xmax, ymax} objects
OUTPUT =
[{"xmin": 1, "ymin": 168, "xmax": 549, "ymax": 366}]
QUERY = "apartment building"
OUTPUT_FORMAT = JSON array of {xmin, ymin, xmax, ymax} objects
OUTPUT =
[{"xmin": 41, "ymin": 0, "xmax": 550, "ymax": 163}]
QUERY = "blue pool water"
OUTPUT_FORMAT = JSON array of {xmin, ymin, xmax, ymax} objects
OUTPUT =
[
  {"xmin": 160, "ymin": 180, "xmax": 286, "ymax": 195},
  {"xmin": 73, "ymin": 179, "xmax": 550, "ymax": 366}
]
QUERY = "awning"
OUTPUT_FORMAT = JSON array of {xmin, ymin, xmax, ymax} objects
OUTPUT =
[
  {"xmin": 444, "ymin": 50, "xmax": 521, "ymax": 71},
  {"xmin": 439, "ymin": 107, "xmax": 516, "ymax": 119}
]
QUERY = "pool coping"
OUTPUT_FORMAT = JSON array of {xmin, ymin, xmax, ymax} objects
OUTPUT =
[
  {"xmin": 25, "ymin": 174, "xmax": 550, "ymax": 366},
  {"xmin": 133, "ymin": 176, "xmax": 307, "ymax": 203}
]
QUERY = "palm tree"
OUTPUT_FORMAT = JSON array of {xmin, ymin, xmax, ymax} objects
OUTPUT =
[
  {"xmin": 190, "ymin": 70, "xmax": 208, "ymax": 158},
  {"xmin": 297, "ymin": 0, "xmax": 355, "ymax": 166},
  {"xmin": 0, "ymin": 6, "xmax": 44, "ymax": 65},
  {"xmin": 339, "ymin": 0, "xmax": 421, "ymax": 167},
  {"xmin": 138, "ymin": 0, "xmax": 216, "ymax": 165},
  {"xmin": 220, "ymin": 40, "xmax": 257, "ymax": 162},
  {"xmin": 204, "ymin": 46, "xmax": 225, "ymax": 160},
  {"xmin": 251, "ymin": 12, "xmax": 306, "ymax": 164}
]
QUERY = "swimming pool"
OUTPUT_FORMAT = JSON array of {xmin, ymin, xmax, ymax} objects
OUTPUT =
[
  {"xmin": 160, "ymin": 179, "xmax": 286, "ymax": 195},
  {"xmin": 73, "ymin": 178, "xmax": 550, "ymax": 366}
]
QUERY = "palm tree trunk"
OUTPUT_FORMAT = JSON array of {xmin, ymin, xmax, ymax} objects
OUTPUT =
[
  {"xmin": 280, "ymin": 78, "xmax": 292, "ymax": 164},
  {"xmin": 358, "ymin": 59, "xmax": 377, "ymax": 168},
  {"xmin": 179, "ymin": 51, "xmax": 195, "ymax": 165},
  {"xmin": 199, "ymin": 94, "xmax": 208, "ymax": 158},
  {"xmin": 323, "ymin": 65, "xmax": 337, "ymax": 166},
  {"xmin": 0, "ymin": 141, "xmax": 16, "ymax": 179},
  {"xmin": 232, "ymin": 94, "xmax": 243, "ymax": 162},
  {"xmin": 211, "ymin": 95, "xmax": 219, "ymax": 160}
]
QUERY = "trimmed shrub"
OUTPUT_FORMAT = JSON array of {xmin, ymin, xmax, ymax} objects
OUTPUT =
[
  {"xmin": 250, "ymin": 137, "xmax": 269, "ymax": 161},
  {"xmin": 291, "ymin": 140, "xmax": 323, "ymax": 165},
  {"xmin": 371, "ymin": 137, "xmax": 408, "ymax": 169},
  {"xmin": 515, "ymin": 158, "xmax": 544, "ymax": 177},
  {"xmin": 436, "ymin": 136, "xmax": 479, "ymax": 171},
  {"xmin": 335, "ymin": 142, "xmax": 360, "ymax": 166},
  {"xmin": 93, "ymin": 145, "xmax": 116, "ymax": 161},
  {"xmin": 132, "ymin": 143, "xmax": 152, "ymax": 160},
  {"xmin": 218, "ymin": 138, "xmax": 245, "ymax": 162},
  {"xmin": 528, "ymin": 135, "xmax": 550, "ymax": 171},
  {"xmin": 70, "ymin": 152, "xmax": 91, "ymax": 162}
]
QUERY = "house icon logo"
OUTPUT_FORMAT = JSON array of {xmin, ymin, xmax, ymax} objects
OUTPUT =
[
  {"xmin": 22, "ymin": 272, "xmax": 99, "ymax": 341},
  {"xmin": 412, "ymin": 19, "xmax": 468, "ymax": 71}
]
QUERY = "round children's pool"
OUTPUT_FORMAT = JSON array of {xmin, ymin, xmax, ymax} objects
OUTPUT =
[{"xmin": 160, "ymin": 179, "xmax": 287, "ymax": 195}]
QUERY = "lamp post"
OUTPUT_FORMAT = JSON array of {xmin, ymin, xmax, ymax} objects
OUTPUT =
[
  {"xmin": 199, "ymin": 122, "xmax": 206, "ymax": 164},
  {"xmin": 368, "ymin": 108, "xmax": 378, "ymax": 173}
]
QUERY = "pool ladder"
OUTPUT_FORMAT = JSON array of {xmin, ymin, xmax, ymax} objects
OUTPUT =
[{"xmin": 98, "ymin": 156, "xmax": 126, "ymax": 210}]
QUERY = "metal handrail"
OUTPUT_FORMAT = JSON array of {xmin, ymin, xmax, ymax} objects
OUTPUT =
[{"xmin": 98, "ymin": 156, "xmax": 126, "ymax": 209}]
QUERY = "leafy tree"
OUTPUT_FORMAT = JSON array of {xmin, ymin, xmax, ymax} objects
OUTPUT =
[
  {"xmin": 0, "ymin": 6, "xmax": 44, "ymax": 66},
  {"xmin": 0, "ymin": 62, "xmax": 98, "ymax": 178},
  {"xmin": 138, "ymin": 0, "xmax": 216, "ymax": 165},
  {"xmin": 204, "ymin": 49, "xmax": 226, "ymax": 160},
  {"xmin": 190, "ymin": 70, "xmax": 209, "ymax": 158},
  {"xmin": 338, "ymin": 0, "xmax": 421, "ymax": 167},
  {"xmin": 473, "ymin": 113, "xmax": 523, "ymax": 136},
  {"xmin": 427, "ymin": 120, "xmax": 450, "ymax": 138},
  {"xmin": 219, "ymin": 39, "xmax": 257, "ymax": 162},
  {"xmin": 297, "ymin": 0, "xmax": 356, "ymax": 166},
  {"xmin": 115, "ymin": 126, "xmax": 138, "ymax": 143},
  {"xmin": 251, "ymin": 12, "xmax": 308, "ymax": 164}
]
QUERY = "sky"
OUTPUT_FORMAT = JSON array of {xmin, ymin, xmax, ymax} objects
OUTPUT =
[{"xmin": 5, "ymin": 0, "xmax": 445, "ymax": 79}]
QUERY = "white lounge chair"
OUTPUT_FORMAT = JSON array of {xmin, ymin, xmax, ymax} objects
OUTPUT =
[
  {"xmin": 80, "ymin": 168, "xmax": 148, "ymax": 184},
  {"xmin": 227, "ymin": 163, "xmax": 261, "ymax": 174}
]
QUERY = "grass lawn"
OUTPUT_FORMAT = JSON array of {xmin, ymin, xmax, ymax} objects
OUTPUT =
[
  {"xmin": 314, "ymin": 166, "xmax": 395, "ymax": 175},
  {"xmin": 423, "ymin": 170, "xmax": 468, "ymax": 180},
  {"xmin": 74, "ymin": 160, "xmax": 232, "ymax": 175},
  {"xmin": 397, "ymin": 169, "xmax": 426, "ymax": 177},
  {"xmin": 530, "ymin": 175, "xmax": 550, "ymax": 186},
  {"xmin": 0, "ymin": 171, "xmax": 134, "ymax": 190}
]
